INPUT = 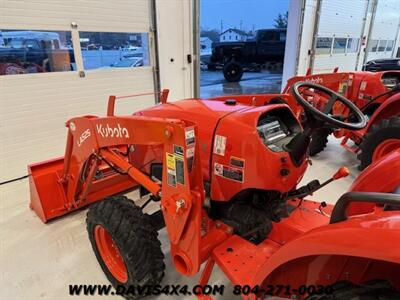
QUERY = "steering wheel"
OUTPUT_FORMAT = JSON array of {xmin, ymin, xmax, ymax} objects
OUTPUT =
[{"xmin": 291, "ymin": 81, "xmax": 367, "ymax": 130}]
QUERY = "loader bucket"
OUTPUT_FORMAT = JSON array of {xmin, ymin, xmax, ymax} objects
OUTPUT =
[
  {"xmin": 28, "ymin": 156, "xmax": 138, "ymax": 223},
  {"xmin": 28, "ymin": 157, "xmax": 68, "ymax": 223}
]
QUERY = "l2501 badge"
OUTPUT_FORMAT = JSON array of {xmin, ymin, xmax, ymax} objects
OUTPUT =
[{"xmin": 214, "ymin": 163, "xmax": 243, "ymax": 182}]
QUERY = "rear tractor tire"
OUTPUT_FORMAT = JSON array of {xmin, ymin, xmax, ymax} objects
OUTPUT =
[
  {"xmin": 86, "ymin": 196, "xmax": 165, "ymax": 299},
  {"xmin": 357, "ymin": 116, "xmax": 400, "ymax": 170},
  {"xmin": 223, "ymin": 60, "xmax": 244, "ymax": 82},
  {"xmin": 309, "ymin": 128, "xmax": 332, "ymax": 156}
]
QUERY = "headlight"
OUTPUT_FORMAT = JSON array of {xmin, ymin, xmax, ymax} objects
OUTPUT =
[
  {"xmin": 397, "ymin": 60, "xmax": 400, "ymax": 66},
  {"xmin": 257, "ymin": 117, "xmax": 290, "ymax": 152}
]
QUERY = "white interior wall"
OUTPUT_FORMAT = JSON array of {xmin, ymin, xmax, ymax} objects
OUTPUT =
[
  {"xmin": 0, "ymin": 0, "xmax": 157, "ymax": 182},
  {"xmin": 297, "ymin": 0, "xmax": 320, "ymax": 76},
  {"xmin": 155, "ymin": 0, "xmax": 195, "ymax": 101}
]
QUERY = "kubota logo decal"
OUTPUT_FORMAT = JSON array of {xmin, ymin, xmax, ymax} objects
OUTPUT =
[
  {"xmin": 305, "ymin": 77, "xmax": 323, "ymax": 84},
  {"xmin": 96, "ymin": 124, "xmax": 130, "ymax": 139}
]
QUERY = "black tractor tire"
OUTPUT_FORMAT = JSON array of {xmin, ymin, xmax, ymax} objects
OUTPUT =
[
  {"xmin": 86, "ymin": 196, "xmax": 165, "ymax": 299},
  {"xmin": 309, "ymin": 128, "xmax": 331, "ymax": 156},
  {"xmin": 305, "ymin": 279, "xmax": 400, "ymax": 300},
  {"xmin": 357, "ymin": 116, "xmax": 400, "ymax": 171},
  {"xmin": 223, "ymin": 61, "xmax": 243, "ymax": 82}
]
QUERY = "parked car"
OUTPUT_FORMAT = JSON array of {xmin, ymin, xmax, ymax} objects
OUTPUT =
[
  {"xmin": 110, "ymin": 57, "xmax": 143, "ymax": 68},
  {"xmin": 209, "ymin": 28, "xmax": 286, "ymax": 82},
  {"xmin": 363, "ymin": 58, "xmax": 400, "ymax": 72}
]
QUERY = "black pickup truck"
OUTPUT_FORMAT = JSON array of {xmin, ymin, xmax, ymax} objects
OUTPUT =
[
  {"xmin": 209, "ymin": 28, "xmax": 286, "ymax": 82},
  {"xmin": 0, "ymin": 38, "xmax": 75, "ymax": 75}
]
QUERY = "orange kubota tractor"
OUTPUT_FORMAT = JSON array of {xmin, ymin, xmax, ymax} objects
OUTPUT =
[
  {"xmin": 284, "ymin": 70, "xmax": 400, "ymax": 170},
  {"xmin": 28, "ymin": 83, "xmax": 400, "ymax": 300}
]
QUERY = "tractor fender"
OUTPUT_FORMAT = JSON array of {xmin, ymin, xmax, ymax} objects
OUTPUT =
[
  {"xmin": 350, "ymin": 148, "xmax": 400, "ymax": 193},
  {"xmin": 346, "ymin": 148, "xmax": 400, "ymax": 216},
  {"xmin": 366, "ymin": 93, "xmax": 400, "ymax": 132},
  {"xmin": 252, "ymin": 219, "xmax": 400, "ymax": 288}
]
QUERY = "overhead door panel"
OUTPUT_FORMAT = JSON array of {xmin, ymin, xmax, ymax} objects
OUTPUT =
[
  {"xmin": 313, "ymin": 0, "xmax": 368, "ymax": 73},
  {"xmin": 1, "ymin": 0, "xmax": 150, "ymax": 32},
  {"xmin": 0, "ymin": 0, "xmax": 157, "ymax": 182},
  {"xmin": 366, "ymin": 0, "xmax": 400, "ymax": 61}
]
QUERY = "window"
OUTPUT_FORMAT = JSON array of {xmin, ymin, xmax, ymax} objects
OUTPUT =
[
  {"xmin": 279, "ymin": 31, "xmax": 286, "ymax": 42},
  {"xmin": 347, "ymin": 38, "xmax": 359, "ymax": 53},
  {"xmin": 386, "ymin": 40, "xmax": 394, "ymax": 52},
  {"xmin": 332, "ymin": 38, "xmax": 347, "ymax": 54},
  {"xmin": 258, "ymin": 31, "xmax": 278, "ymax": 42},
  {"xmin": 368, "ymin": 39, "xmax": 379, "ymax": 52},
  {"xmin": 0, "ymin": 30, "xmax": 74, "ymax": 76},
  {"xmin": 378, "ymin": 40, "xmax": 387, "ymax": 52},
  {"xmin": 315, "ymin": 37, "xmax": 333, "ymax": 55},
  {"xmin": 223, "ymin": 36, "xmax": 225, "ymax": 40},
  {"xmin": 79, "ymin": 32, "xmax": 149, "ymax": 70}
]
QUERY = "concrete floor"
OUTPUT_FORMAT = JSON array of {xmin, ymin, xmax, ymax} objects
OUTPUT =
[
  {"xmin": 0, "ymin": 137, "xmax": 361, "ymax": 300},
  {"xmin": 200, "ymin": 70, "xmax": 283, "ymax": 98}
]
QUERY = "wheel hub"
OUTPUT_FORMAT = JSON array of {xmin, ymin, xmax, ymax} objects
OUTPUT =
[{"xmin": 94, "ymin": 225, "xmax": 128, "ymax": 283}]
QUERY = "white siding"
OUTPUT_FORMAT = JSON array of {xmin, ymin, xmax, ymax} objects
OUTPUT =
[
  {"xmin": 313, "ymin": 0, "xmax": 368, "ymax": 73},
  {"xmin": 317, "ymin": 0, "xmax": 367, "ymax": 37},
  {"xmin": 0, "ymin": 0, "xmax": 156, "ymax": 182},
  {"xmin": 0, "ymin": 0, "xmax": 150, "ymax": 32}
]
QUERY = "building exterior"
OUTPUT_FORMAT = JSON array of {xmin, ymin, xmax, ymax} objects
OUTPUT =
[
  {"xmin": 219, "ymin": 28, "xmax": 248, "ymax": 42},
  {"xmin": 200, "ymin": 36, "xmax": 212, "ymax": 50},
  {"xmin": 282, "ymin": 0, "xmax": 400, "ymax": 87}
]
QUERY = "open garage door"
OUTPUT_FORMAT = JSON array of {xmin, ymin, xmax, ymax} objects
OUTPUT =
[
  {"xmin": 311, "ymin": 0, "xmax": 369, "ymax": 74},
  {"xmin": 0, "ymin": 1, "xmax": 158, "ymax": 182},
  {"xmin": 365, "ymin": 0, "xmax": 400, "ymax": 62}
]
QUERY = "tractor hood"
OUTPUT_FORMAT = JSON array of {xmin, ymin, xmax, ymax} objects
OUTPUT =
[
  {"xmin": 210, "ymin": 103, "xmax": 307, "ymax": 201},
  {"xmin": 137, "ymin": 98, "xmax": 308, "ymax": 201}
]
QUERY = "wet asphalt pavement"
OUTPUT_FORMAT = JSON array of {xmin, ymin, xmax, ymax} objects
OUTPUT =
[{"xmin": 200, "ymin": 69, "xmax": 283, "ymax": 98}]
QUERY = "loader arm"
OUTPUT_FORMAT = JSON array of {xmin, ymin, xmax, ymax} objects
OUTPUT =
[{"xmin": 29, "ymin": 113, "xmax": 204, "ymax": 220}]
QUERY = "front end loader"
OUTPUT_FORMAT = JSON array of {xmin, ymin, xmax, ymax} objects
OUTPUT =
[{"xmin": 28, "ymin": 84, "xmax": 400, "ymax": 300}]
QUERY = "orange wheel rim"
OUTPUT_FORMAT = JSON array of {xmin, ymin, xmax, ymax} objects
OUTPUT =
[
  {"xmin": 372, "ymin": 139, "xmax": 400, "ymax": 162},
  {"xmin": 94, "ymin": 225, "xmax": 128, "ymax": 283}
]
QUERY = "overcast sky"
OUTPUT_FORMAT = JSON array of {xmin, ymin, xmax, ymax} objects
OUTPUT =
[{"xmin": 201, "ymin": 0, "xmax": 290, "ymax": 32}]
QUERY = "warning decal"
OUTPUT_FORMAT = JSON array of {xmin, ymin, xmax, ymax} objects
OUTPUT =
[
  {"xmin": 173, "ymin": 144, "xmax": 184, "ymax": 157},
  {"xmin": 166, "ymin": 153, "xmax": 176, "ymax": 170},
  {"xmin": 175, "ymin": 156, "xmax": 185, "ymax": 185},
  {"xmin": 186, "ymin": 147, "xmax": 195, "ymax": 172},
  {"xmin": 360, "ymin": 81, "xmax": 367, "ymax": 91},
  {"xmin": 213, "ymin": 135, "xmax": 227, "ymax": 156},
  {"xmin": 214, "ymin": 163, "xmax": 243, "ymax": 182},
  {"xmin": 338, "ymin": 82, "xmax": 348, "ymax": 95},
  {"xmin": 230, "ymin": 156, "xmax": 245, "ymax": 168},
  {"xmin": 166, "ymin": 153, "xmax": 176, "ymax": 187},
  {"xmin": 185, "ymin": 128, "xmax": 195, "ymax": 146}
]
